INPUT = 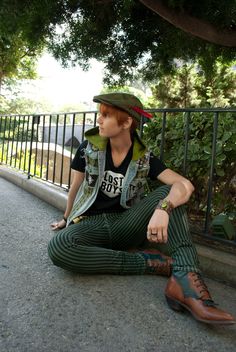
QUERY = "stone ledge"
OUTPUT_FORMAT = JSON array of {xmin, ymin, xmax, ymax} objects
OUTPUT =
[
  {"xmin": 196, "ymin": 243, "xmax": 236, "ymax": 288},
  {"xmin": 0, "ymin": 165, "xmax": 67, "ymax": 212}
]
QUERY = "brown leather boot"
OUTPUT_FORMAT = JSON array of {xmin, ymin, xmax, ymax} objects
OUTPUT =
[
  {"xmin": 140, "ymin": 249, "xmax": 173, "ymax": 277},
  {"xmin": 165, "ymin": 272, "xmax": 236, "ymax": 324}
]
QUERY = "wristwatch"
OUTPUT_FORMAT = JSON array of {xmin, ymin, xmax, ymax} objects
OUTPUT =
[{"xmin": 155, "ymin": 199, "xmax": 173, "ymax": 215}]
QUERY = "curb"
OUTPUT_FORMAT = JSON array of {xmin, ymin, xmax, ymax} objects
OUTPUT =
[
  {"xmin": 1, "ymin": 165, "xmax": 236, "ymax": 288},
  {"xmin": 196, "ymin": 244, "xmax": 236, "ymax": 288},
  {"xmin": 0, "ymin": 165, "xmax": 67, "ymax": 212}
]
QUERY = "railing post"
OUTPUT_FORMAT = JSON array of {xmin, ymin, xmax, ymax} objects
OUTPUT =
[
  {"xmin": 28, "ymin": 115, "xmax": 40, "ymax": 179},
  {"xmin": 68, "ymin": 113, "xmax": 76, "ymax": 189},
  {"xmin": 94, "ymin": 112, "xmax": 98, "ymax": 127},
  {"xmin": 46, "ymin": 114, "xmax": 52, "ymax": 181},
  {"xmin": 1, "ymin": 116, "xmax": 7, "ymax": 163},
  {"xmin": 160, "ymin": 112, "xmax": 167, "ymax": 161},
  {"xmin": 81, "ymin": 113, "xmax": 86, "ymax": 142},
  {"xmin": 183, "ymin": 111, "xmax": 190, "ymax": 176},
  {"xmin": 52, "ymin": 114, "xmax": 59, "ymax": 184},
  {"xmin": 60, "ymin": 114, "xmax": 66, "ymax": 186},
  {"xmin": 204, "ymin": 112, "xmax": 219, "ymax": 233}
]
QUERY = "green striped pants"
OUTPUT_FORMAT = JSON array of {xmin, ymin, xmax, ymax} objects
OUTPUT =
[{"xmin": 48, "ymin": 185, "xmax": 200, "ymax": 274}]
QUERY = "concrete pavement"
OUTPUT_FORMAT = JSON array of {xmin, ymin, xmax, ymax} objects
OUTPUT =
[{"xmin": 1, "ymin": 175, "xmax": 236, "ymax": 352}]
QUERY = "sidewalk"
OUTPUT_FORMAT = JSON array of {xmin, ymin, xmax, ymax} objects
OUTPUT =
[
  {"xmin": 1, "ymin": 166, "xmax": 236, "ymax": 287},
  {"xmin": 1, "ymin": 173, "xmax": 236, "ymax": 352}
]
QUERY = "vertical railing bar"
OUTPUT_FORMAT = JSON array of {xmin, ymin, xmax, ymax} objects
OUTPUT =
[
  {"xmin": 23, "ymin": 116, "xmax": 30, "ymax": 172},
  {"xmin": 34, "ymin": 115, "xmax": 40, "ymax": 176},
  {"xmin": 81, "ymin": 112, "xmax": 86, "ymax": 142},
  {"xmin": 0, "ymin": 116, "xmax": 2, "ymax": 145},
  {"xmin": 160, "ymin": 112, "xmax": 167, "ymax": 162},
  {"xmin": 52, "ymin": 114, "xmax": 59, "ymax": 184},
  {"xmin": 14, "ymin": 115, "xmax": 20, "ymax": 168},
  {"xmin": 0, "ymin": 116, "xmax": 2, "ymax": 161},
  {"xmin": 46, "ymin": 114, "xmax": 52, "ymax": 181},
  {"xmin": 19, "ymin": 116, "xmax": 25, "ymax": 171},
  {"xmin": 60, "ymin": 113, "xmax": 66, "ymax": 186},
  {"xmin": 1, "ymin": 116, "xmax": 7, "ymax": 163},
  {"xmin": 139, "ymin": 116, "xmax": 144, "ymax": 138},
  {"xmin": 27, "ymin": 115, "xmax": 34, "ymax": 179},
  {"xmin": 183, "ymin": 111, "xmax": 190, "ymax": 176},
  {"xmin": 40, "ymin": 115, "xmax": 45, "ymax": 178},
  {"xmin": 6, "ymin": 116, "xmax": 11, "ymax": 164},
  {"xmin": 68, "ymin": 113, "xmax": 76, "ymax": 189},
  {"xmin": 204, "ymin": 111, "xmax": 219, "ymax": 233},
  {"xmin": 94, "ymin": 112, "xmax": 97, "ymax": 127},
  {"xmin": 10, "ymin": 116, "xmax": 16, "ymax": 166}
]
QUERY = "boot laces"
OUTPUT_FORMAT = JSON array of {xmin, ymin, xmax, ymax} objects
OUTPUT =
[{"xmin": 193, "ymin": 273, "xmax": 217, "ymax": 306}]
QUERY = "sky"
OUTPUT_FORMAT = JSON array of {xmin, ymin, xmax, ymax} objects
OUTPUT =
[{"xmin": 21, "ymin": 53, "xmax": 105, "ymax": 111}]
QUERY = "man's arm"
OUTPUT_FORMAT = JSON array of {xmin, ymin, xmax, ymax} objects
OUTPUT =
[
  {"xmin": 51, "ymin": 170, "xmax": 85, "ymax": 230},
  {"xmin": 147, "ymin": 168, "xmax": 194, "ymax": 243},
  {"xmin": 157, "ymin": 168, "xmax": 195, "ymax": 207}
]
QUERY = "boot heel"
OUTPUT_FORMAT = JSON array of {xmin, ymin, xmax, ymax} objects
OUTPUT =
[{"xmin": 165, "ymin": 296, "xmax": 184, "ymax": 312}]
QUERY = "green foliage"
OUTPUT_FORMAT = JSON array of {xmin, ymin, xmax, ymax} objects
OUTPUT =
[
  {"xmin": 143, "ymin": 112, "xmax": 236, "ymax": 217},
  {"xmin": 50, "ymin": 0, "xmax": 235, "ymax": 85},
  {"xmin": 0, "ymin": 143, "xmax": 44, "ymax": 177},
  {"xmin": 0, "ymin": 94, "xmax": 52, "ymax": 115},
  {"xmin": 0, "ymin": 0, "xmax": 46, "ymax": 89},
  {"xmin": 0, "ymin": 31, "xmax": 40, "ymax": 92},
  {"xmin": 0, "ymin": 1, "xmax": 235, "ymax": 86},
  {"xmin": 0, "ymin": 116, "xmax": 38, "ymax": 145},
  {"xmin": 149, "ymin": 61, "xmax": 236, "ymax": 108}
]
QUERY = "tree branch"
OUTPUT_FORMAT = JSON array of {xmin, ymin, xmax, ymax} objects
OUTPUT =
[{"xmin": 139, "ymin": 0, "xmax": 236, "ymax": 47}]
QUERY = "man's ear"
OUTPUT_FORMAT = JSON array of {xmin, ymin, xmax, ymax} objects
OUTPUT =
[{"xmin": 123, "ymin": 116, "xmax": 133, "ymax": 130}]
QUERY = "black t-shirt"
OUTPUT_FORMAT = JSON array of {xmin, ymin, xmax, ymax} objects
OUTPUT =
[{"xmin": 71, "ymin": 140, "xmax": 167, "ymax": 215}]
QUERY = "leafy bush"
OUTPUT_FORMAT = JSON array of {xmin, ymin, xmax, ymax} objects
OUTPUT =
[
  {"xmin": 0, "ymin": 117, "xmax": 37, "ymax": 142},
  {"xmin": 0, "ymin": 144, "xmax": 44, "ymax": 177},
  {"xmin": 143, "ymin": 111, "xmax": 236, "ymax": 219}
]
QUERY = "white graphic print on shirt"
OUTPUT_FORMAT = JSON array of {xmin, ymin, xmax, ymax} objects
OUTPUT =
[{"xmin": 100, "ymin": 170, "xmax": 124, "ymax": 198}]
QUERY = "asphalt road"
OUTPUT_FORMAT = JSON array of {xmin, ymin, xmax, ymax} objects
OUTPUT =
[{"xmin": 1, "ymin": 177, "xmax": 236, "ymax": 352}]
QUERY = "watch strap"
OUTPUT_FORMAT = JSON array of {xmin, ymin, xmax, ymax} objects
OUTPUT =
[{"xmin": 155, "ymin": 199, "xmax": 173, "ymax": 215}]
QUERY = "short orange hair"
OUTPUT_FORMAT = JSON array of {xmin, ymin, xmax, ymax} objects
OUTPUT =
[{"xmin": 99, "ymin": 103, "xmax": 138, "ymax": 132}]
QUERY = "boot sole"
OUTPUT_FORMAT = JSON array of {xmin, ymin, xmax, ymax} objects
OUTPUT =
[{"xmin": 165, "ymin": 295, "xmax": 236, "ymax": 325}]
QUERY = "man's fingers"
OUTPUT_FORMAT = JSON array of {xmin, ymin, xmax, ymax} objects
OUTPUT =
[
  {"xmin": 147, "ymin": 227, "xmax": 169, "ymax": 243},
  {"xmin": 156, "ymin": 228, "xmax": 163, "ymax": 243},
  {"xmin": 148, "ymin": 227, "xmax": 167, "ymax": 243},
  {"xmin": 162, "ymin": 227, "xmax": 168, "ymax": 243}
]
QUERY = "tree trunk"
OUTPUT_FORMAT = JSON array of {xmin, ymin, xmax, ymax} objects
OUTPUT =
[{"xmin": 139, "ymin": 0, "xmax": 236, "ymax": 47}]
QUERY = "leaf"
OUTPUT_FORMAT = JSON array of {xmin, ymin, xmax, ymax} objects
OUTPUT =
[
  {"xmin": 215, "ymin": 168, "xmax": 225, "ymax": 177},
  {"xmin": 222, "ymin": 131, "xmax": 232, "ymax": 143},
  {"xmin": 203, "ymin": 146, "xmax": 211, "ymax": 154}
]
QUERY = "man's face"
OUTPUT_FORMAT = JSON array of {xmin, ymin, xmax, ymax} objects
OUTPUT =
[{"xmin": 97, "ymin": 110, "xmax": 125, "ymax": 138}]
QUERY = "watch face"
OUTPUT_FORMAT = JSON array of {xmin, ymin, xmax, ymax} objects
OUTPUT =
[
  {"xmin": 156, "ymin": 199, "xmax": 173, "ymax": 214},
  {"xmin": 162, "ymin": 200, "xmax": 168, "ymax": 209}
]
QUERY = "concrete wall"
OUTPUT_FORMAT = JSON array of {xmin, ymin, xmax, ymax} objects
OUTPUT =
[
  {"xmin": 32, "ymin": 148, "xmax": 71, "ymax": 186},
  {"xmin": 38, "ymin": 124, "xmax": 94, "ymax": 146}
]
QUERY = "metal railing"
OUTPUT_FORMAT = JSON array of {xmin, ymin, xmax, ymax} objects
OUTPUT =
[
  {"xmin": 0, "ymin": 108, "xmax": 235, "ymax": 247},
  {"xmin": 0, "ymin": 111, "xmax": 97, "ymax": 188}
]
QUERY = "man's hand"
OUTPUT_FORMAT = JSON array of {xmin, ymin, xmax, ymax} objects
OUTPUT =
[
  {"xmin": 147, "ymin": 209, "xmax": 169, "ymax": 243},
  {"xmin": 51, "ymin": 218, "xmax": 67, "ymax": 231}
]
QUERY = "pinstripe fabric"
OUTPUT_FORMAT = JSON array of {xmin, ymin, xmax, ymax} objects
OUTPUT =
[{"xmin": 48, "ymin": 185, "xmax": 200, "ymax": 274}]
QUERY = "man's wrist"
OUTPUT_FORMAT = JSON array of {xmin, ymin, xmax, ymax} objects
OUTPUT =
[
  {"xmin": 63, "ymin": 216, "xmax": 67, "ymax": 222},
  {"xmin": 155, "ymin": 199, "xmax": 174, "ymax": 215}
]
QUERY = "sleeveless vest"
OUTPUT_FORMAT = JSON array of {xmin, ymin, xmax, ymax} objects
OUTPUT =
[{"xmin": 67, "ymin": 127, "xmax": 150, "ymax": 225}]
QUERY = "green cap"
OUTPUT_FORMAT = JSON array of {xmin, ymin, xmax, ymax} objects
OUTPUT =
[{"xmin": 93, "ymin": 92, "xmax": 152, "ymax": 122}]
